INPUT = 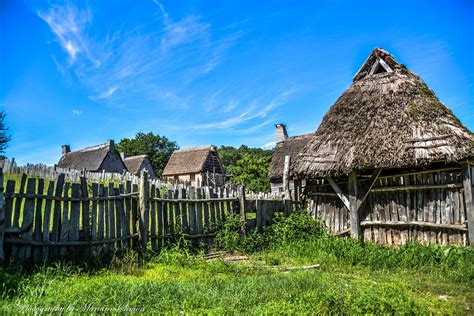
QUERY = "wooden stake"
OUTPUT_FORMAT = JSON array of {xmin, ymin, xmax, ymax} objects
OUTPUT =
[
  {"xmin": 238, "ymin": 185, "xmax": 246, "ymax": 234},
  {"xmin": 139, "ymin": 170, "xmax": 149, "ymax": 251},
  {"xmin": 461, "ymin": 163, "xmax": 473, "ymax": 245},
  {"xmin": 348, "ymin": 171, "xmax": 360, "ymax": 239}
]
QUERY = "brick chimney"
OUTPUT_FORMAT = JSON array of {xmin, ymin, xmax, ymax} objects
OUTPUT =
[
  {"xmin": 61, "ymin": 145, "xmax": 71, "ymax": 156},
  {"xmin": 275, "ymin": 124, "xmax": 288, "ymax": 142},
  {"xmin": 107, "ymin": 139, "xmax": 115, "ymax": 150}
]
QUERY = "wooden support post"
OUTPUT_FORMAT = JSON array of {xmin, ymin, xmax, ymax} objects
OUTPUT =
[
  {"xmin": 348, "ymin": 171, "xmax": 360, "ymax": 240},
  {"xmin": 238, "ymin": 185, "xmax": 247, "ymax": 234},
  {"xmin": 139, "ymin": 170, "xmax": 149, "ymax": 251},
  {"xmin": 283, "ymin": 155, "xmax": 291, "ymax": 199},
  {"xmin": 0, "ymin": 167, "xmax": 5, "ymax": 263},
  {"xmin": 461, "ymin": 163, "xmax": 474, "ymax": 245}
]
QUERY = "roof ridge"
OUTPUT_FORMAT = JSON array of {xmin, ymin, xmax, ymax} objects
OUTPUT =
[{"xmin": 174, "ymin": 145, "xmax": 215, "ymax": 153}]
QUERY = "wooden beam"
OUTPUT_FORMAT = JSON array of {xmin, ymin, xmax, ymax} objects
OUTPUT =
[
  {"xmin": 326, "ymin": 177, "xmax": 350, "ymax": 211},
  {"xmin": 461, "ymin": 163, "xmax": 474, "ymax": 245},
  {"xmin": 357, "ymin": 168, "xmax": 382, "ymax": 210},
  {"xmin": 348, "ymin": 171, "xmax": 360, "ymax": 239},
  {"xmin": 283, "ymin": 155, "xmax": 291, "ymax": 200},
  {"xmin": 139, "ymin": 170, "xmax": 149, "ymax": 251}
]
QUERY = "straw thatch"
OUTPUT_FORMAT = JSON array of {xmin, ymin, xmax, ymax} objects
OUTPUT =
[
  {"xmin": 269, "ymin": 133, "xmax": 312, "ymax": 181},
  {"xmin": 162, "ymin": 145, "xmax": 224, "ymax": 176},
  {"xmin": 124, "ymin": 155, "xmax": 155, "ymax": 177},
  {"xmin": 57, "ymin": 142, "xmax": 126, "ymax": 173},
  {"xmin": 293, "ymin": 48, "xmax": 474, "ymax": 178}
]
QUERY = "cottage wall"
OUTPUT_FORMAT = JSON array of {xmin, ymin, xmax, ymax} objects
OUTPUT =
[
  {"xmin": 99, "ymin": 151, "xmax": 127, "ymax": 173},
  {"xmin": 307, "ymin": 166, "xmax": 471, "ymax": 246}
]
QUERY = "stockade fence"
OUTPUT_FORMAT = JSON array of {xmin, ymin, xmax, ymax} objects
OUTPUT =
[{"xmin": 0, "ymin": 169, "xmax": 295, "ymax": 264}]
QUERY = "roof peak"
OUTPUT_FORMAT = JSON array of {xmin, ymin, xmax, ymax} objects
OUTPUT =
[
  {"xmin": 353, "ymin": 48, "xmax": 403, "ymax": 82},
  {"xmin": 174, "ymin": 145, "xmax": 216, "ymax": 153}
]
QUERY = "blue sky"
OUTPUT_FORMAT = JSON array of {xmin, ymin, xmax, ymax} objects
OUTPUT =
[{"xmin": 1, "ymin": 0, "xmax": 473, "ymax": 165}]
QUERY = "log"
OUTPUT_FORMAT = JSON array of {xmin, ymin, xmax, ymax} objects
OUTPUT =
[{"xmin": 360, "ymin": 220, "xmax": 467, "ymax": 230}]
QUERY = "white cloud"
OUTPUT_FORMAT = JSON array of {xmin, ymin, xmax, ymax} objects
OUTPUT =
[{"xmin": 72, "ymin": 109, "xmax": 83, "ymax": 115}]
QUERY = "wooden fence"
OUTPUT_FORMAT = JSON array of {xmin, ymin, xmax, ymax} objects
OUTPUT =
[
  {"xmin": 307, "ymin": 164, "xmax": 474, "ymax": 246},
  {"xmin": 0, "ymin": 169, "xmax": 294, "ymax": 264}
]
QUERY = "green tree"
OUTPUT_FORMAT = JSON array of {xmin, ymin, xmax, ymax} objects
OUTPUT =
[
  {"xmin": 0, "ymin": 111, "xmax": 11, "ymax": 156},
  {"xmin": 116, "ymin": 132, "xmax": 178, "ymax": 176},
  {"xmin": 218, "ymin": 145, "xmax": 272, "ymax": 173},
  {"xmin": 231, "ymin": 154, "xmax": 272, "ymax": 192}
]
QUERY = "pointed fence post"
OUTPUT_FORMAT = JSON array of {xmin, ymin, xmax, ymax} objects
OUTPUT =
[
  {"xmin": 461, "ymin": 163, "xmax": 474, "ymax": 245},
  {"xmin": 283, "ymin": 155, "xmax": 291, "ymax": 200},
  {"xmin": 238, "ymin": 184, "xmax": 247, "ymax": 235},
  {"xmin": 139, "ymin": 170, "xmax": 149, "ymax": 251}
]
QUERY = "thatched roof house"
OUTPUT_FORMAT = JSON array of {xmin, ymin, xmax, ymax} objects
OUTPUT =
[
  {"xmin": 122, "ymin": 154, "xmax": 156, "ymax": 177},
  {"xmin": 57, "ymin": 140, "xmax": 127, "ymax": 173},
  {"xmin": 292, "ymin": 48, "xmax": 474, "ymax": 246},
  {"xmin": 269, "ymin": 124, "xmax": 312, "ymax": 194},
  {"xmin": 293, "ymin": 48, "xmax": 473, "ymax": 178},
  {"xmin": 162, "ymin": 145, "xmax": 225, "ymax": 187}
]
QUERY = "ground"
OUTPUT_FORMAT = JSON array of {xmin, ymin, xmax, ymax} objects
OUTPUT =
[{"xmin": 1, "ymin": 238, "xmax": 473, "ymax": 314}]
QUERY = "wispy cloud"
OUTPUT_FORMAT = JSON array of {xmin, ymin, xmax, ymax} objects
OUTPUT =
[{"xmin": 72, "ymin": 109, "xmax": 83, "ymax": 115}]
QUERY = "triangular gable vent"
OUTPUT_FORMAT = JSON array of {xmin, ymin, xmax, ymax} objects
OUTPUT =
[{"xmin": 369, "ymin": 58, "xmax": 393, "ymax": 75}]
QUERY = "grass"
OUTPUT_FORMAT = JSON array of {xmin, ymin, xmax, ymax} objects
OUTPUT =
[{"xmin": 1, "ymin": 213, "xmax": 473, "ymax": 314}]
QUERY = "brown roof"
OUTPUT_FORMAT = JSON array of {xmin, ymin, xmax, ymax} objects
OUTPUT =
[
  {"xmin": 269, "ymin": 133, "xmax": 312, "ymax": 180},
  {"xmin": 123, "ymin": 155, "xmax": 155, "ymax": 176},
  {"xmin": 292, "ymin": 48, "xmax": 474, "ymax": 178},
  {"xmin": 58, "ymin": 143, "xmax": 111, "ymax": 171},
  {"xmin": 162, "ymin": 145, "xmax": 224, "ymax": 176}
]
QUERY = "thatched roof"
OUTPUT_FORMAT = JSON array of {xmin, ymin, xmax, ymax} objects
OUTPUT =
[
  {"xmin": 123, "ymin": 155, "xmax": 155, "ymax": 176},
  {"xmin": 269, "ymin": 133, "xmax": 312, "ymax": 181},
  {"xmin": 58, "ymin": 142, "xmax": 124, "ymax": 171},
  {"xmin": 162, "ymin": 145, "xmax": 224, "ymax": 176},
  {"xmin": 293, "ymin": 48, "xmax": 474, "ymax": 178}
]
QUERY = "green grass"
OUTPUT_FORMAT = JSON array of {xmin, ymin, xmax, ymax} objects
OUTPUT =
[{"xmin": 1, "ymin": 211, "xmax": 473, "ymax": 314}]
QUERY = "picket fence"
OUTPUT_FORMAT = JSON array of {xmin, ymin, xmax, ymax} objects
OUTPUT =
[{"xmin": 0, "ymin": 169, "xmax": 294, "ymax": 264}]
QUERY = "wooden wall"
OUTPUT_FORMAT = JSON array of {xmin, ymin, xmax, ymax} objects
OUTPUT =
[{"xmin": 308, "ymin": 166, "xmax": 472, "ymax": 246}]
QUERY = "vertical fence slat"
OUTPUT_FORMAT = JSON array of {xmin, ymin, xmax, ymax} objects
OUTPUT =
[
  {"xmin": 196, "ymin": 189, "xmax": 204, "ymax": 237},
  {"xmin": 173, "ymin": 189, "xmax": 180, "ymax": 235},
  {"xmin": 60, "ymin": 182, "xmax": 70, "ymax": 257},
  {"xmin": 167, "ymin": 190, "xmax": 174, "ymax": 240},
  {"xmin": 91, "ymin": 183, "xmax": 98, "ymax": 254},
  {"xmin": 12, "ymin": 173, "xmax": 27, "ymax": 229},
  {"xmin": 80, "ymin": 177, "xmax": 90, "ymax": 254},
  {"xmin": 131, "ymin": 184, "xmax": 139, "ymax": 250},
  {"xmin": 114, "ymin": 186, "xmax": 123, "ymax": 251},
  {"xmin": 4, "ymin": 180, "xmax": 15, "ymax": 229},
  {"xmin": 51, "ymin": 174, "xmax": 65, "ymax": 259},
  {"xmin": 124, "ymin": 182, "xmax": 132, "ymax": 250},
  {"xmin": 162, "ymin": 190, "xmax": 169, "ymax": 246},
  {"xmin": 203, "ymin": 189, "xmax": 210, "ymax": 234},
  {"xmin": 181, "ymin": 188, "xmax": 188, "ymax": 234},
  {"xmin": 0, "ymin": 169, "xmax": 5, "ymax": 263},
  {"xmin": 139, "ymin": 172, "xmax": 149, "ymax": 251},
  {"xmin": 42, "ymin": 181, "xmax": 54, "ymax": 260},
  {"xmin": 32, "ymin": 179, "xmax": 44, "ymax": 263},
  {"xmin": 98, "ymin": 185, "xmax": 106, "ymax": 253},
  {"xmin": 18, "ymin": 178, "xmax": 36, "ymax": 261},
  {"xmin": 207, "ymin": 189, "xmax": 216, "ymax": 233},
  {"xmin": 108, "ymin": 183, "xmax": 116, "ymax": 252},
  {"xmin": 156, "ymin": 188, "xmax": 163, "ymax": 249},
  {"xmin": 70, "ymin": 183, "xmax": 81, "ymax": 253},
  {"xmin": 150, "ymin": 184, "xmax": 157, "ymax": 251}
]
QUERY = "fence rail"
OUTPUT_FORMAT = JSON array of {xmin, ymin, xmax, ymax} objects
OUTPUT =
[{"xmin": 0, "ymin": 168, "xmax": 294, "ymax": 264}]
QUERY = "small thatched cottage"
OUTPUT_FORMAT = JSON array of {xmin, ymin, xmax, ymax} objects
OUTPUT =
[
  {"xmin": 122, "ymin": 154, "xmax": 156, "ymax": 177},
  {"xmin": 162, "ymin": 145, "xmax": 225, "ymax": 187},
  {"xmin": 292, "ymin": 48, "xmax": 474, "ymax": 246},
  {"xmin": 57, "ymin": 140, "xmax": 127, "ymax": 173},
  {"xmin": 269, "ymin": 124, "xmax": 312, "ymax": 194}
]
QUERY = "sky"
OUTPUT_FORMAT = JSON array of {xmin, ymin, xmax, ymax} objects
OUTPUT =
[{"xmin": 1, "ymin": 0, "xmax": 473, "ymax": 166}]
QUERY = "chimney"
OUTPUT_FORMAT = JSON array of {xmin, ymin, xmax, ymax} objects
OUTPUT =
[
  {"xmin": 120, "ymin": 152, "xmax": 127, "ymax": 160},
  {"xmin": 61, "ymin": 145, "xmax": 71, "ymax": 156},
  {"xmin": 275, "ymin": 124, "xmax": 288, "ymax": 142},
  {"xmin": 107, "ymin": 139, "xmax": 115, "ymax": 150}
]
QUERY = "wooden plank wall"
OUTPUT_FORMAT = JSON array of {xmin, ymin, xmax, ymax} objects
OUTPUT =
[{"xmin": 308, "ymin": 168, "xmax": 470, "ymax": 246}]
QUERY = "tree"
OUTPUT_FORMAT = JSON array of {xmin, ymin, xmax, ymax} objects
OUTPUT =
[
  {"xmin": 116, "ymin": 132, "xmax": 178, "ymax": 176},
  {"xmin": 0, "ymin": 111, "xmax": 11, "ymax": 156},
  {"xmin": 218, "ymin": 145, "xmax": 273, "ymax": 174},
  {"xmin": 231, "ymin": 154, "xmax": 272, "ymax": 192}
]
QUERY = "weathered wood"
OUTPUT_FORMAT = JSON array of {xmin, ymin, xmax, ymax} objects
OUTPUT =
[
  {"xmin": 98, "ymin": 185, "xmax": 105, "ymax": 253},
  {"xmin": 357, "ymin": 168, "xmax": 382, "ymax": 210},
  {"xmin": 173, "ymin": 189, "xmax": 180, "ymax": 231},
  {"xmin": 348, "ymin": 171, "xmax": 360, "ymax": 239},
  {"xmin": 150, "ymin": 185, "xmax": 157, "ymax": 251},
  {"xmin": 196, "ymin": 188, "xmax": 204, "ymax": 240},
  {"xmin": 123, "ymin": 182, "xmax": 132, "ymax": 250},
  {"xmin": 0, "ymin": 169, "xmax": 5, "ymax": 263},
  {"xmin": 283, "ymin": 155, "xmax": 291, "ymax": 199},
  {"xmin": 59, "ymin": 182, "xmax": 70, "ymax": 257},
  {"xmin": 202, "ymin": 189, "xmax": 210, "ymax": 234},
  {"xmin": 156, "ymin": 188, "xmax": 163, "ymax": 249},
  {"xmin": 12, "ymin": 173, "xmax": 27, "ymax": 228},
  {"xmin": 167, "ymin": 190, "xmax": 174, "ymax": 239},
  {"xmin": 108, "ymin": 183, "xmax": 116, "ymax": 252},
  {"xmin": 91, "ymin": 183, "xmax": 98, "ymax": 253},
  {"xmin": 360, "ymin": 220, "xmax": 467, "ymax": 230},
  {"xmin": 115, "ymin": 186, "xmax": 125, "ymax": 250},
  {"xmin": 20, "ymin": 178, "xmax": 37, "ymax": 261},
  {"xmin": 50, "ymin": 174, "xmax": 65, "ymax": 259},
  {"xmin": 238, "ymin": 185, "xmax": 247, "ymax": 234},
  {"xmin": 79, "ymin": 177, "xmax": 90, "ymax": 254},
  {"xmin": 131, "ymin": 184, "xmax": 139, "ymax": 250},
  {"xmin": 326, "ymin": 177, "xmax": 351, "ymax": 211},
  {"xmin": 207, "ymin": 189, "xmax": 216, "ymax": 233},
  {"xmin": 32, "ymin": 179, "xmax": 44, "ymax": 263},
  {"xmin": 181, "ymin": 189, "xmax": 188, "ymax": 234},
  {"xmin": 70, "ymin": 184, "xmax": 81, "ymax": 251},
  {"xmin": 188, "ymin": 187, "xmax": 196, "ymax": 237},
  {"xmin": 4, "ymin": 180, "xmax": 15, "ymax": 229},
  {"xmin": 139, "ymin": 171, "xmax": 149, "ymax": 251},
  {"xmin": 461, "ymin": 163, "xmax": 474, "ymax": 245}
]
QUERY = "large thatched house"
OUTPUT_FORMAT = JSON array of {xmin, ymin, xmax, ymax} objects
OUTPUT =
[
  {"xmin": 122, "ymin": 154, "xmax": 156, "ymax": 177},
  {"xmin": 269, "ymin": 124, "xmax": 312, "ymax": 194},
  {"xmin": 57, "ymin": 140, "xmax": 127, "ymax": 173},
  {"xmin": 162, "ymin": 145, "xmax": 225, "ymax": 187},
  {"xmin": 292, "ymin": 48, "xmax": 474, "ymax": 246}
]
